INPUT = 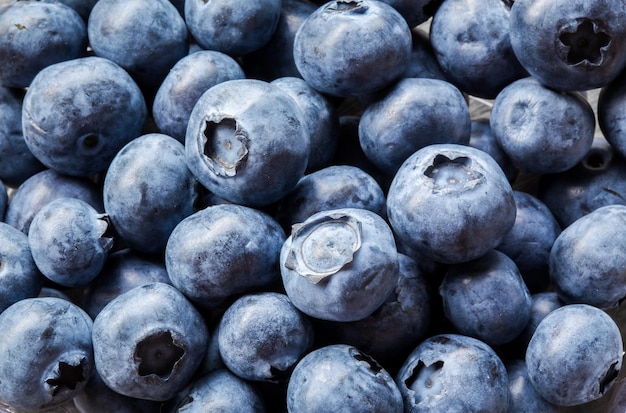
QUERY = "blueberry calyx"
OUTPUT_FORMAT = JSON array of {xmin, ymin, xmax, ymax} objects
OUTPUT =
[
  {"xmin": 134, "ymin": 331, "xmax": 185, "ymax": 380},
  {"xmin": 202, "ymin": 117, "xmax": 249, "ymax": 177},
  {"xmin": 327, "ymin": 0, "xmax": 366, "ymax": 13},
  {"xmin": 97, "ymin": 214, "xmax": 115, "ymax": 251},
  {"xmin": 599, "ymin": 360, "xmax": 620, "ymax": 394},
  {"xmin": 558, "ymin": 19, "xmax": 611, "ymax": 66},
  {"xmin": 78, "ymin": 133, "xmax": 102, "ymax": 154},
  {"xmin": 424, "ymin": 155, "xmax": 485, "ymax": 194},
  {"xmin": 404, "ymin": 360, "xmax": 445, "ymax": 403},
  {"xmin": 349, "ymin": 347, "xmax": 383, "ymax": 374},
  {"xmin": 45, "ymin": 356, "xmax": 87, "ymax": 397},
  {"xmin": 285, "ymin": 213, "xmax": 362, "ymax": 284}
]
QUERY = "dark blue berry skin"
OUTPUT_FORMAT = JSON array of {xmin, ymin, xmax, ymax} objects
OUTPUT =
[
  {"xmin": 218, "ymin": 292, "xmax": 314, "ymax": 383},
  {"xmin": 165, "ymin": 204, "xmax": 286, "ymax": 309},
  {"xmin": 167, "ymin": 369, "xmax": 267, "ymax": 412},
  {"xmin": 73, "ymin": 370, "xmax": 162, "ymax": 413},
  {"xmin": 275, "ymin": 165, "xmax": 386, "ymax": 230},
  {"xmin": 496, "ymin": 191, "xmax": 561, "ymax": 293},
  {"xmin": 22, "ymin": 56, "xmax": 147, "ymax": 177},
  {"xmin": 510, "ymin": 0, "xmax": 626, "ymax": 91},
  {"xmin": 538, "ymin": 136, "xmax": 626, "ymax": 228},
  {"xmin": 88, "ymin": 0, "xmax": 188, "ymax": 95},
  {"xmin": 468, "ymin": 118, "xmax": 518, "ymax": 183},
  {"xmin": 0, "ymin": 87, "xmax": 45, "ymax": 187},
  {"xmin": 550, "ymin": 204, "xmax": 626, "ymax": 310},
  {"xmin": 185, "ymin": 79, "xmax": 310, "ymax": 207},
  {"xmin": 81, "ymin": 248, "xmax": 170, "ymax": 320},
  {"xmin": 386, "ymin": 143, "xmax": 516, "ymax": 264},
  {"xmin": 152, "ymin": 51, "xmax": 246, "ymax": 143},
  {"xmin": 506, "ymin": 359, "xmax": 560, "ymax": 413},
  {"xmin": 526, "ymin": 304, "xmax": 623, "ymax": 406},
  {"xmin": 0, "ymin": 1, "xmax": 87, "ymax": 89},
  {"xmin": 359, "ymin": 77, "xmax": 471, "ymax": 176},
  {"xmin": 440, "ymin": 250, "xmax": 532, "ymax": 346},
  {"xmin": 0, "ymin": 180, "xmax": 6, "ymax": 221},
  {"xmin": 103, "ymin": 133, "xmax": 199, "ymax": 255},
  {"xmin": 381, "ymin": 0, "xmax": 442, "ymax": 28},
  {"xmin": 0, "ymin": 297, "xmax": 94, "ymax": 411},
  {"xmin": 598, "ymin": 70, "xmax": 626, "ymax": 160},
  {"xmin": 403, "ymin": 28, "xmax": 448, "ymax": 81},
  {"xmin": 241, "ymin": 0, "xmax": 317, "ymax": 81},
  {"xmin": 511, "ymin": 292, "xmax": 563, "ymax": 354},
  {"xmin": 0, "ymin": 222, "xmax": 43, "ymax": 314},
  {"xmin": 395, "ymin": 334, "xmax": 509, "ymax": 413},
  {"xmin": 185, "ymin": 0, "xmax": 282, "ymax": 57},
  {"xmin": 313, "ymin": 253, "xmax": 431, "ymax": 369},
  {"xmin": 430, "ymin": 0, "xmax": 526, "ymax": 99},
  {"xmin": 490, "ymin": 76, "xmax": 595, "ymax": 174},
  {"xmin": 287, "ymin": 344, "xmax": 404, "ymax": 413},
  {"xmin": 5, "ymin": 169, "xmax": 103, "ymax": 235},
  {"xmin": 271, "ymin": 77, "xmax": 340, "ymax": 172},
  {"xmin": 280, "ymin": 207, "xmax": 400, "ymax": 322},
  {"xmin": 28, "ymin": 197, "xmax": 113, "ymax": 288},
  {"xmin": 293, "ymin": 0, "xmax": 412, "ymax": 97},
  {"xmin": 92, "ymin": 282, "xmax": 209, "ymax": 401}
]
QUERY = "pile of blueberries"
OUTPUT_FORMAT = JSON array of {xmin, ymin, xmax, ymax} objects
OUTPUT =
[{"xmin": 2, "ymin": 0, "xmax": 626, "ymax": 411}]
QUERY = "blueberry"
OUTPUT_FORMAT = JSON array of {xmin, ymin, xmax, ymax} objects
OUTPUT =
[
  {"xmin": 0, "ymin": 222, "xmax": 43, "ymax": 314},
  {"xmin": 358, "ymin": 77, "xmax": 471, "ymax": 176},
  {"xmin": 0, "ymin": 297, "xmax": 94, "ymax": 411},
  {"xmin": 185, "ymin": 79, "xmax": 310, "ymax": 207},
  {"xmin": 380, "ymin": 0, "xmax": 443, "ymax": 28},
  {"xmin": 5, "ymin": 169, "xmax": 103, "ymax": 235},
  {"xmin": 429, "ymin": 0, "xmax": 527, "ymax": 99},
  {"xmin": 22, "ymin": 56, "xmax": 147, "ymax": 177},
  {"xmin": 271, "ymin": 76, "xmax": 340, "ymax": 172},
  {"xmin": 550, "ymin": 204, "xmax": 626, "ymax": 310},
  {"xmin": 92, "ymin": 282, "xmax": 209, "ymax": 401},
  {"xmin": 506, "ymin": 359, "xmax": 560, "ymax": 413},
  {"xmin": 490, "ymin": 76, "xmax": 595, "ymax": 174},
  {"xmin": 440, "ymin": 250, "xmax": 532, "ymax": 346},
  {"xmin": 468, "ymin": 117, "xmax": 518, "ymax": 183},
  {"xmin": 511, "ymin": 292, "xmax": 563, "ymax": 355},
  {"xmin": 287, "ymin": 344, "xmax": 404, "ymax": 413},
  {"xmin": 218, "ymin": 292, "xmax": 314, "ymax": 382},
  {"xmin": 168, "ymin": 369, "xmax": 267, "ymax": 412},
  {"xmin": 403, "ymin": 27, "xmax": 448, "ymax": 81},
  {"xmin": 525, "ymin": 304, "xmax": 623, "ymax": 406},
  {"xmin": 275, "ymin": 164, "xmax": 386, "ymax": 230},
  {"xmin": 152, "ymin": 50, "xmax": 246, "ymax": 143},
  {"xmin": 293, "ymin": 0, "xmax": 412, "ymax": 97},
  {"xmin": 88, "ymin": 0, "xmax": 188, "ymax": 95},
  {"xmin": 280, "ymin": 207, "xmax": 400, "ymax": 322},
  {"xmin": 81, "ymin": 248, "xmax": 170, "ymax": 320},
  {"xmin": 28, "ymin": 197, "xmax": 113, "ymax": 288},
  {"xmin": 395, "ymin": 334, "xmax": 509, "ymax": 412},
  {"xmin": 386, "ymin": 143, "xmax": 516, "ymax": 264},
  {"xmin": 165, "ymin": 204, "xmax": 286, "ymax": 309},
  {"xmin": 0, "ymin": 86, "xmax": 45, "ymax": 187},
  {"xmin": 185, "ymin": 0, "xmax": 282, "ymax": 57},
  {"xmin": 496, "ymin": 190, "xmax": 561, "ymax": 293},
  {"xmin": 598, "ymin": 69, "xmax": 626, "ymax": 160},
  {"xmin": 510, "ymin": 0, "xmax": 626, "ymax": 91},
  {"xmin": 0, "ymin": 1, "xmax": 87, "ymax": 88},
  {"xmin": 103, "ymin": 133, "xmax": 199, "ymax": 255},
  {"xmin": 241, "ymin": 0, "xmax": 317, "ymax": 81}
]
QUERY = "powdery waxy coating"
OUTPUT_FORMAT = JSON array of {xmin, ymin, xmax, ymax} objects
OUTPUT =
[
  {"xmin": 490, "ymin": 77, "xmax": 596, "ymax": 174},
  {"xmin": 185, "ymin": 0, "xmax": 282, "ymax": 57},
  {"xmin": 510, "ymin": 0, "xmax": 626, "ymax": 91},
  {"xmin": 92, "ymin": 282, "xmax": 209, "ymax": 402},
  {"xmin": 386, "ymin": 143, "xmax": 516, "ymax": 264},
  {"xmin": 287, "ymin": 344, "xmax": 404, "ymax": 413},
  {"xmin": 0, "ymin": 1, "xmax": 87, "ymax": 89},
  {"xmin": 185, "ymin": 78, "xmax": 310, "ymax": 207},
  {"xmin": 0, "ymin": 297, "xmax": 94, "ymax": 411},
  {"xmin": 280, "ymin": 207, "xmax": 400, "ymax": 322},
  {"xmin": 165, "ymin": 204, "xmax": 286, "ymax": 309},
  {"xmin": 358, "ymin": 77, "xmax": 472, "ymax": 176},
  {"xmin": 293, "ymin": 0, "xmax": 413, "ymax": 97},
  {"xmin": 525, "ymin": 304, "xmax": 624, "ymax": 406},
  {"xmin": 550, "ymin": 204, "xmax": 626, "ymax": 309},
  {"xmin": 217, "ymin": 292, "xmax": 314, "ymax": 383},
  {"xmin": 28, "ymin": 197, "xmax": 113, "ymax": 288},
  {"xmin": 395, "ymin": 334, "xmax": 509, "ymax": 413},
  {"xmin": 21, "ymin": 56, "xmax": 147, "ymax": 177},
  {"xmin": 152, "ymin": 50, "xmax": 246, "ymax": 143},
  {"xmin": 103, "ymin": 133, "xmax": 199, "ymax": 255}
]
